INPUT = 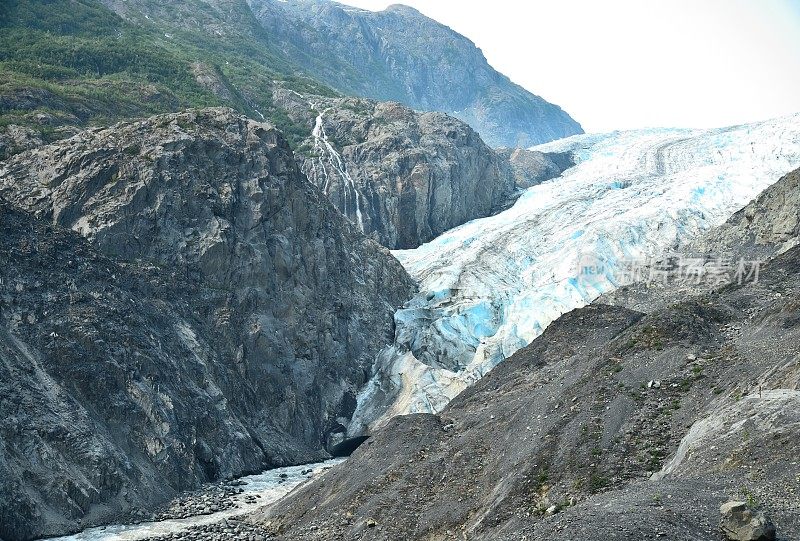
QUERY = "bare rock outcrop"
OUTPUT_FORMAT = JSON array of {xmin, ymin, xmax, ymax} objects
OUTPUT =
[
  {"xmin": 0, "ymin": 108, "xmax": 415, "ymax": 539},
  {"xmin": 601, "ymin": 166, "xmax": 800, "ymax": 314},
  {"xmin": 293, "ymin": 96, "xmax": 518, "ymax": 249},
  {"xmin": 695, "ymin": 166, "xmax": 800, "ymax": 259},
  {"xmin": 0, "ymin": 124, "xmax": 44, "ymax": 160},
  {"xmin": 495, "ymin": 147, "xmax": 574, "ymax": 189}
]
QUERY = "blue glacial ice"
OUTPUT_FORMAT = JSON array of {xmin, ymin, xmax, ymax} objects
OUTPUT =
[{"xmin": 348, "ymin": 114, "xmax": 800, "ymax": 436}]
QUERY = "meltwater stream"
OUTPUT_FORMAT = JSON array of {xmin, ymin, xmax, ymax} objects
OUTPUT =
[{"xmin": 46, "ymin": 460, "xmax": 344, "ymax": 541}]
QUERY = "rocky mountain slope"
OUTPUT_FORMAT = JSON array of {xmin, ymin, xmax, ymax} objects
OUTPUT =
[
  {"xmin": 251, "ymin": 171, "xmax": 800, "ymax": 540},
  {"xmin": 695, "ymin": 166, "xmax": 800, "ymax": 259},
  {"xmin": 2, "ymin": 0, "xmax": 555, "ymax": 251},
  {"xmin": 0, "ymin": 108, "xmax": 414, "ymax": 540},
  {"xmin": 247, "ymin": 0, "xmax": 583, "ymax": 148},
  {"xmin": 0, "ymin": 0, "xmax": 336, "ymax": 147},
  {"xmin": 2, "ymin": 0, "xmax": 583, "ymax": 152},
  {"xmin": 602, "ymin": 166, "xmax": 800, "ymax": 314}
]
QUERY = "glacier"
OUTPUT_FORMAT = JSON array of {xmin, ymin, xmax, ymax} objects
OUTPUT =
[{"xmin": 348, "ymin": 114, "xmax": 800, "ymax": 436}]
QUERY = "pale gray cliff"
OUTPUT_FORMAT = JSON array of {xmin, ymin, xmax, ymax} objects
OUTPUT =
[
  {"xmin": 0, "ymin": 108, "xmax": 414, "ymax": 540},
  {"xmin": 279, "ymin": 95, "xmax": 519, "ymax": 249},
  {"xmin": 247, "ymin": 0, "xmax": 583, "ymax": 148}
]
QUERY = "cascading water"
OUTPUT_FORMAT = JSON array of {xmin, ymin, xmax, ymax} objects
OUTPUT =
[{"xmin": 307, "ymin": 106, "xmax": 365, "ymax": 232}]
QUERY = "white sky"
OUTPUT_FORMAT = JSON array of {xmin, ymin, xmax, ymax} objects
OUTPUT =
[{"xmin": 337, "ymin": 0, "xmax": 800, "ymax": 133}]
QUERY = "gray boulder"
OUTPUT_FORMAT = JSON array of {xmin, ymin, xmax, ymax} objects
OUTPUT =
[{"xmin": 720, "ymin": 501, "xmax": 776, "ymax": 541}]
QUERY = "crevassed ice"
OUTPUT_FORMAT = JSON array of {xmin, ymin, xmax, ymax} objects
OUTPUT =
[{"xmin": 348, "ymin": 114, "xmax": 800, "ymax": 436}]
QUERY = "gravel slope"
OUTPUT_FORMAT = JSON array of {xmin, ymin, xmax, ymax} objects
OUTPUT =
[{"xmin": 248, "ymin": 230, "xmax": 800, "ymax": 540}]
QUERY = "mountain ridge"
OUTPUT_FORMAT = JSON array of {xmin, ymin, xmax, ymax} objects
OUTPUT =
[
  {"xmin": 1, "ymin": 0, "xmax": 576, "ymax": 250},
  {"xmin": 246, "ymin": 0, "xmax": 584, "ymax": 147},
  {"xmin": 1, "ymin": 0, "xmax": 582, "ymax": 151}
]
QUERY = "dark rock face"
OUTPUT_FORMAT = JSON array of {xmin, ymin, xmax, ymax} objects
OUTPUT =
[
  {"xmin": 0, "ymin": 108, "xmax": 415, "ymax": 540},
  {"xmin": 292, "ymin": 97, "xmax": 517, "ymax": 249},
  {"xmin": 247, "ymin": 0, "xmax": 583, "ymax": 148},
  {"xmin": 695, "ymin": 167, "xmax": 800, "ymax": 259},
  {"xmin": 0, "ymin": 202, "xmax": 261, "ymax": 540},
  {"xmin": 495, "ymin": 147, "xmax": 574, "ymax": 189},
  {"xmin": 252, "ymin": 241, "xmax": 800, "ymax": 540}
]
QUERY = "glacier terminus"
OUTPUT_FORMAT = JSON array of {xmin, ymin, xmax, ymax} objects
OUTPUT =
[{"xmin": 348, "ymin": 114, "xmax": 800, "ymax": 436}]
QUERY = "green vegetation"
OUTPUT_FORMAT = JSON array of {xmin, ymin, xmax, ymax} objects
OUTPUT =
[
  {"xmin": 532, "ymin": 467, "xmax": 550, "ymax": 492},
  {"xmin": 588, "ymin": 472, "xmax": 610, "ymax": 493},
  {"xmin": 624, "ymin": 325, "xmax": 665, "ymax": 351},
  {"xmin": 741, "ymin": 487, "xmax": 760, "ymax": 509},
  {"xmin": 0, "ymin": 0, "xmax": 337, "ymax": 146}
]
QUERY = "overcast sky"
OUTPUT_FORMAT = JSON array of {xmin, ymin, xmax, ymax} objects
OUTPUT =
[{"xmin": 337, "ymin": 0, "xmax": 800, "ymax": 133}]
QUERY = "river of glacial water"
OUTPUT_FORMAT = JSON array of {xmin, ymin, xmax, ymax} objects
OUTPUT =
[{"xmin": 45, "ymin": 459, "xmax": 345, "ymax": 541}]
